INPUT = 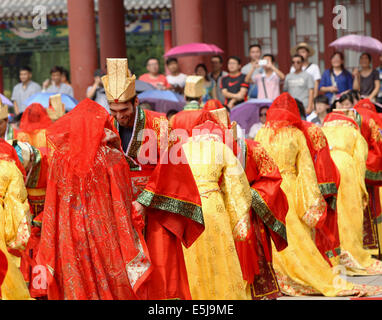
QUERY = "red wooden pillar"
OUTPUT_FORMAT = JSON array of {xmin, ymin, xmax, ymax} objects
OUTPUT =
[
  {"xmin": 98, "ymin": 0, "xmax": 126, "ymax": 71},
  {"xmin": 172, "ymin": 0, "xmax": 203, "ymax": 75},
  {"xmin": 163, "ymin": 20, "xmax": 172, "ymax": 74},
  {"xmin": 370, "ymin": 0, "xmax": 382, "ymax": 68},
  {"xmin": 225, "ymin": 0, "xmax": 241, "ymax": 61},
  {"xmin": 0, "ymin": 66, "xmax": 3, "ymax": 94},
  {"xmin": 201, "ymin": 0, "xmax": 228, "ymax": 69},
  {"xmin": 67, "ymin": 0, "xmax": 97, "ymax": 101},
  {"xmin": 276, "ymin": 0, "xmax": 291, "ymax": 74},
  {"xmin": 323, "ymin": 0, "xmax": 337, "ymax": 70}
]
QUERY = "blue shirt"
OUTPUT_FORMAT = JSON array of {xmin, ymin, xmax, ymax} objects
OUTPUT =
[{"xmin": 319, "ymin": 69, "xmax": 353, "ymax": 102}]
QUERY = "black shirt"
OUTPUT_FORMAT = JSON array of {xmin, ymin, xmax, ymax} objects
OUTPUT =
[
  {"xmin": 221, "ymin": 73, "xmax": 249, "ymax": 106},
  {"xmin": 119, "ymin": 126, "xmax": 134, "ymax": 153}
]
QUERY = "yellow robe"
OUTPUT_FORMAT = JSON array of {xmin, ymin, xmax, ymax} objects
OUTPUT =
[
  {"xmin": 0, "ymin": 160, "xmax": 32, "ymax": 300},
  {"xmin": 255, "ymin": 126, "xmax": 356, "ymax": 296},
  {"xmin": 182, "ymin": 135, "xmax": 252, "ymax": 300},
  {"xmin": 323, "ymin": 121, "xmax": 382, "ymax": 275}
]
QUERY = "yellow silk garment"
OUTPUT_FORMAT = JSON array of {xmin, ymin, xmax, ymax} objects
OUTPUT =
[
  {"xmin": 182, "ymin": 135, "xmax": 252, "ymax": 300},
  {"xmin": 17, "ymin": 129, "xmax": 47, "ymax": 149},
  {"xmin": 0, "ymin": 160, "xmax": 32, "ymax": 300},
  {"xmin": 323, "ymin": 121, "xmax": 382, "ymax": 275},
  {"xmin": 255, "ymin": 126, "xmax": 355, "ymax": 296}
]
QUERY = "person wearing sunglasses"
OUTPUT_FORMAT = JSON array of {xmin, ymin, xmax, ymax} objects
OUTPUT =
[
  {"xmin": 248, "ymin": 105, "xmax": 269, "ymax": 139},
  {"xmin": 284, "ymin": 54, "xmax": 315, "ymax": 117}
]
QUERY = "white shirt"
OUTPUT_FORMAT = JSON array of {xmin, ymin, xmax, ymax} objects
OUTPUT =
[
  {"xmin": 290, "ymin": 63, "xmax": 321, "ymax": 81},
  {"xmin": 166, "ymin": 73, "xmax": 187, "ymax": 88},
  {"xmin": 247, "ymin": 122, "xmax": 264, "ymax": 140}
]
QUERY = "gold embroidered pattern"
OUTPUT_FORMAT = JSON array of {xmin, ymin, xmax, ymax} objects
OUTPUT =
[
  {"xmin": 252, "ymin": 145, "xmax": 277, "ymax": 175},
  {"xmin": 301, "ymin": 197, "xmax": 326, "ymax": 228},
  {"xmin": 152, "ymin": 116, "xmax": 170, "ymax": 148},
  {"xmin": 307, "ymin": 125, "xmax": 327, "ymax": 151},
  {"xmin": 232, "ymin": 214, "xmax": 251, "ymax": 241},
  {"xmin": 369, "ymin": 118, "xmax": 382, "ymax": 143}
]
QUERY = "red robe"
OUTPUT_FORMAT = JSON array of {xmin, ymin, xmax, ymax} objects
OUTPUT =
[
  {"xmin": 117, "ymin": 106, "xmax": 204, "ymax": 300},
  {"xmin": 303, "ymin": 121, "xmax": 341, "ymax": 265},
  {"xmin": 0, "ymin": 249, "xmax": 7, "ymax": 296},
  {"xmin": 354, "ymin": 100, "xmax": 382, "ymax": 249},
  {"xmin": 37, "ymin": 99, "xmax": 153, "ymax": 300},
  {"xmin": 169, "ymin": 103, "xmax": 205, "ymax": 136},
  {"xmin": 236, "ymin": 139, "xmax": 288, "ymax": 300}
]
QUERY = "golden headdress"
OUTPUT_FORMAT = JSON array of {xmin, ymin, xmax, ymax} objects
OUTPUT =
[
  {"xmin": 210, "ymin": 108, "xmax": 238, "ymax": 140},
  {"xmin": 47, "ymin": 94, "xmax": 65, "ymax": 121},
  {"xmin": 102, "ymin": 58, "xmax": 136, "ymax": 103},
  {"xmin": 0, "ymin": 100, "xmax": 8, "ymax": 120},
  {"xmin": 333, "ymin": 108, "xmax": 357, "ymax": 122},
  {"xmin": 184, "ymin": 76, "xmax": 205, "ymax": 99}
]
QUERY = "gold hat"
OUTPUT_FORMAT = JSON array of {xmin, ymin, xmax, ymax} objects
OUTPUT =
[
  {"xmin": 184, "ymin": 76, "xmax": 205, "ymax": 99},
  {"xmin": 47, "ymin": 94, "xmax": 65, "ymax": 121},
  {"xmin": 210, "ymin": 108, "xmax": 230, "ymax": 128},
  {"xmin": 290, "ymin": 42, "xmax": 315, "ymax": 57},
  {"xmin": 102, "ymin": 58, "xmax": 136, "ymax": 103},
  {"xmin": 0, "ymin": 101, "xmax": 8, "ymax": 120},
  {"xmin": 210, "ymin": 108, "xmax": 238, "ymax": 140}
]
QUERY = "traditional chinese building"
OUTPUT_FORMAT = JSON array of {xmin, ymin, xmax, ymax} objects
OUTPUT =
[{"xmin": 0, "ymin": 0, "xmax": 172, "ymax": 98}]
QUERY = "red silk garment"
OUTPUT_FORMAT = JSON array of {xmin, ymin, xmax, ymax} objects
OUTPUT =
[
  {"xmin": 354, "ymin": 100, "xmax": 382, "ymax": 249},
  {"xmin": 19, "ymin": 103, "xmax": 52, "ymax": 133},
  {"xmin": 303, "ymin": 121, "xmax": 341, "ymax": 266},
  {"xmin": 239, "ymin": 139, "xmax": 288, "ymax": 300},
  {"xmin": 36, "ymin": 99, "xmax": 152, "ymax": 300},
  {"xmin": 17, "ymin": 103, "xmax": 51, "ymax": 150},
  {"xmin": 120, "ymin": 106, "xmax": 204, "ymax": 300},
  {"xmin": 0, "ymin": 248, "xmax": 7, "ymax": 297},
  {"xmin": 19, "ymin": 146, "xmax": 49, "ymax": 298},
  {"xmin": 354, "ymin": 99, "xmax": 382, "ymax": 186},
  {"xmin": 170, "ymin": 109, "xmax": 206, "ymax": 136},
  {"xmin": 203, "ymin": 99, "xmax": 224, "ymax": 111},
  {"xmin": 0, "ymin": 139, "xmax": 26, "ymax": 178}
]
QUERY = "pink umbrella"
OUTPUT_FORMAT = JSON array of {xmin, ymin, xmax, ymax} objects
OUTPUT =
[
  {"xmin": 164, "ymin": 42, "xmax": 224, "ymax": 58},
  {"xmin": 329, "ymin": 34, "xmax": 382, "ymax": 55}
]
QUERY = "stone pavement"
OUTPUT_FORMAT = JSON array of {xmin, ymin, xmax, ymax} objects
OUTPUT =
[{"xmin": 277, "ymin": 275, "xmax": 382, "ymax": 300}]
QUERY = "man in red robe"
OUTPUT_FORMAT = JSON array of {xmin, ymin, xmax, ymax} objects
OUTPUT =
[
  {"xmin": 102, "ymin": 59, "xmax": 204, "ymax": 300},
  {"xmin": 354, "ymin": 99, "xmax": 382, "ymax": 252}
]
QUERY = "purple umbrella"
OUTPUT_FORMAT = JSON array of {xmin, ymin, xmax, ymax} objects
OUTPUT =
[
  {"xmin": 138, "ymin": 90, "xmax": 186, "ymax": 114},
  {"xmin": 0, "ymin": 94, "xmax": 13, "ymax": 106},
  {"xmin": 329, "ymin": 34, "xmax": 382, "ymax": 55},
  {"xmin": 230, "ymin": 99, "xmax": 273, "ymax": 135},
  {"xmin": 164, "ymin": 42, "xmax": 224, "ymax": 58}
]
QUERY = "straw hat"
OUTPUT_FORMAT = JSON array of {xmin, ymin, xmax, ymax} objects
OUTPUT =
[{"xmin": 290, "ymin": 42, "xmax": 315, "ymax": 57}]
